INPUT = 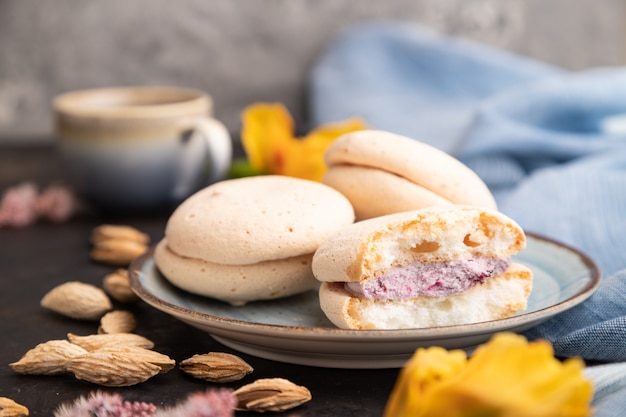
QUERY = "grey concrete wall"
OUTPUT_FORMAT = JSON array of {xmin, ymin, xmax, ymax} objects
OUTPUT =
[{"xmin": 0, "ymin": 0, "xmax": 625, "ymax": 141}]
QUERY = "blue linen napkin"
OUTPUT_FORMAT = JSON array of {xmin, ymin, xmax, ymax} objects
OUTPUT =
[
  {"xmin": 309, "ymin": 21, "xmax": 626, "ymax": 414},
  {"xmin": 585, "ymin": 362, "xmax": 626, "ymax": 417}
]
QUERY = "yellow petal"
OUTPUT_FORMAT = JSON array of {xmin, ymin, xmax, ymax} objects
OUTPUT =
[
  {"xmin": 384, "ymin": 346, "xmax": 467, "ymax": 417},
  {"xmin": 280, "ymin": 140, "xmax": 324, "ymax": 181},
  {"xmin": 418, "ymin": 334, "xmax": 594, "ymax": 417},
  {"xmin": 304, "ymin": 117, "xmax": 368, "ymax": 145},
  {"xmin": 281, "ymin": 117, "xmax": 367, "ymax": 181},
  {"xmin": 240, "ymin": 103, "xmax": 294, "ymax": 174},
  {"xmin": 240, "ymin": 103, "xmax": 367, "ymax": 181}
]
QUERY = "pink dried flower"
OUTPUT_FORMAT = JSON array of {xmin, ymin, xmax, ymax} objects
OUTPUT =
[
  {"xmin": 54, "ymin": 389, "xmax": 236, "ymax": 417},
  {"xmin": 35, "ymin": 184, "xmax": 78, "ymax": 223},
  {"xmin": 53, "ymin": 391, "xmax": 156, "ymax": 417},
  {"xmin": 155, "ymin": 389, "xmax": 236, "ymax": 417},
  {"xmin": 0, "ymin": 182, "xmax": 39, "ymax": 227}
]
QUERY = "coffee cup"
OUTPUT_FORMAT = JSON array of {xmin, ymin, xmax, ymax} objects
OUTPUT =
[{"xmin": 54, "ymin": 86, "xmax": 232, "ymax": 213}]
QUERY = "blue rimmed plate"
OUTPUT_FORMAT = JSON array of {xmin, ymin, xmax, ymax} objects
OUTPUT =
[{"xmin": 129, "ymin": 233, "xmax": 600, "ymax": 369}]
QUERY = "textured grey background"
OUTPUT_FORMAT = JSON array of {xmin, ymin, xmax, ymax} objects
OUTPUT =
[{"xmin": 1, "ymin": 0, "xmax": 625, "ymax": 142}]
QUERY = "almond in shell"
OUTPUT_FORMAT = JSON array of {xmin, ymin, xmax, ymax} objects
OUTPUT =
[
  {"xmin": 90, "ymin": 225, "xmax": 150, "ymax": 266},
  {"xmin": 66, "ymin": 350, "xmax": 161, "ymax": 387},
  {"xmin": 96, "ymin": 346, "xmax": 175, "ymax": 373},
  {"xmin": 98, "ymin": 310, "xmax": 137, "ymax": 334},
  {"xmin": 233, "ymin": 378, "xmax": 312, "ymax": 412},
  {"xmin": 90, "ymin": 239, "xmax": 148, "ymax": 266},
  {"xmin": 0, "ymin": 397, "xmax": 29, "ymax": 417},
  {"xmin": 102, "ymin": 269, "xmax": 139, "ymax": 303},
  {"xmin": 67, "ymin": 332, "xmax": 154, "ymax": 351},
  {"xmin": 180, "ymin": 352, "xmax": 253, "ymax": 383},
  {"xmin": 40, "ymin": 281, "xmax": 112, "ymax": 320},
  {"xmin": 9, "ymin": 340, "xmax": 88, "ymax": 375},
  {"xmin": 90, "ymin": 224, "xmax": 150, "ymax": 245}
]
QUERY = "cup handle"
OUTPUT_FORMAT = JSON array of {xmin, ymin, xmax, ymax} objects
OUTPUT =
[{"xmin": 171, "ymin": 117, "xmax": 233, "ymax": 201}]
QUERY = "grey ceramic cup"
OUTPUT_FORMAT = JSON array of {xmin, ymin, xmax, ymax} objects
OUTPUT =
[{"xmin": 54, "ymin": 86, "xmax": 232, "ymax": 213}]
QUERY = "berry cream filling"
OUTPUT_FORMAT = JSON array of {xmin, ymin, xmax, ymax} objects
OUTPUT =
[{"xmin": 345, "ymin": 257, "xmax": 512, "ymax": 301}]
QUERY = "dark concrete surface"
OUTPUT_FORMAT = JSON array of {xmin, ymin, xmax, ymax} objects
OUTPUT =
[{"xmin": 0, "ymin": 144, "xmax": 398, "ymax": 416}]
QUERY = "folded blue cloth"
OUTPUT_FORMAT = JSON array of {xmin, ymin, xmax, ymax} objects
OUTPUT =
[
  {"xmin": 586, "ymin": 362, "xmax": 626, "ymax": 417},
  {"xmin": 309, "ymin": 21, "xmax": 626, "ymax": 414},
  {"xmin": 309, "ymin": 22, "xmax": 561, "ymax": 154}
]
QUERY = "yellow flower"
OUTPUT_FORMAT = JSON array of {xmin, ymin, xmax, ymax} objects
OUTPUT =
[
  {"xmin": 384, "ymin": 333, "xmax": 593, "ymax": 417},
  {"xmin": 238, "ymin": 103, "xmax": 366, "ymax": 181},
  {"xmin": 385, "ymin": 345, "xmax": 468, "ymax": 416}
]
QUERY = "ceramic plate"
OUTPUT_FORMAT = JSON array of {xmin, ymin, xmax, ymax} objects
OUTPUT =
[{"xmin": 129, "ymin": 233, "xmax": 600, "ymax": 369}]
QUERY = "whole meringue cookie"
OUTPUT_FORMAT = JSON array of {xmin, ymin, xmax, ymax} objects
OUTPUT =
[
  {"xmin": 323, "ymin": 130, "xmax": 497, "ymax": 221},
  {"xmin": 155, "ymin": 175, "xmax": 355, "ymax": 305}
]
